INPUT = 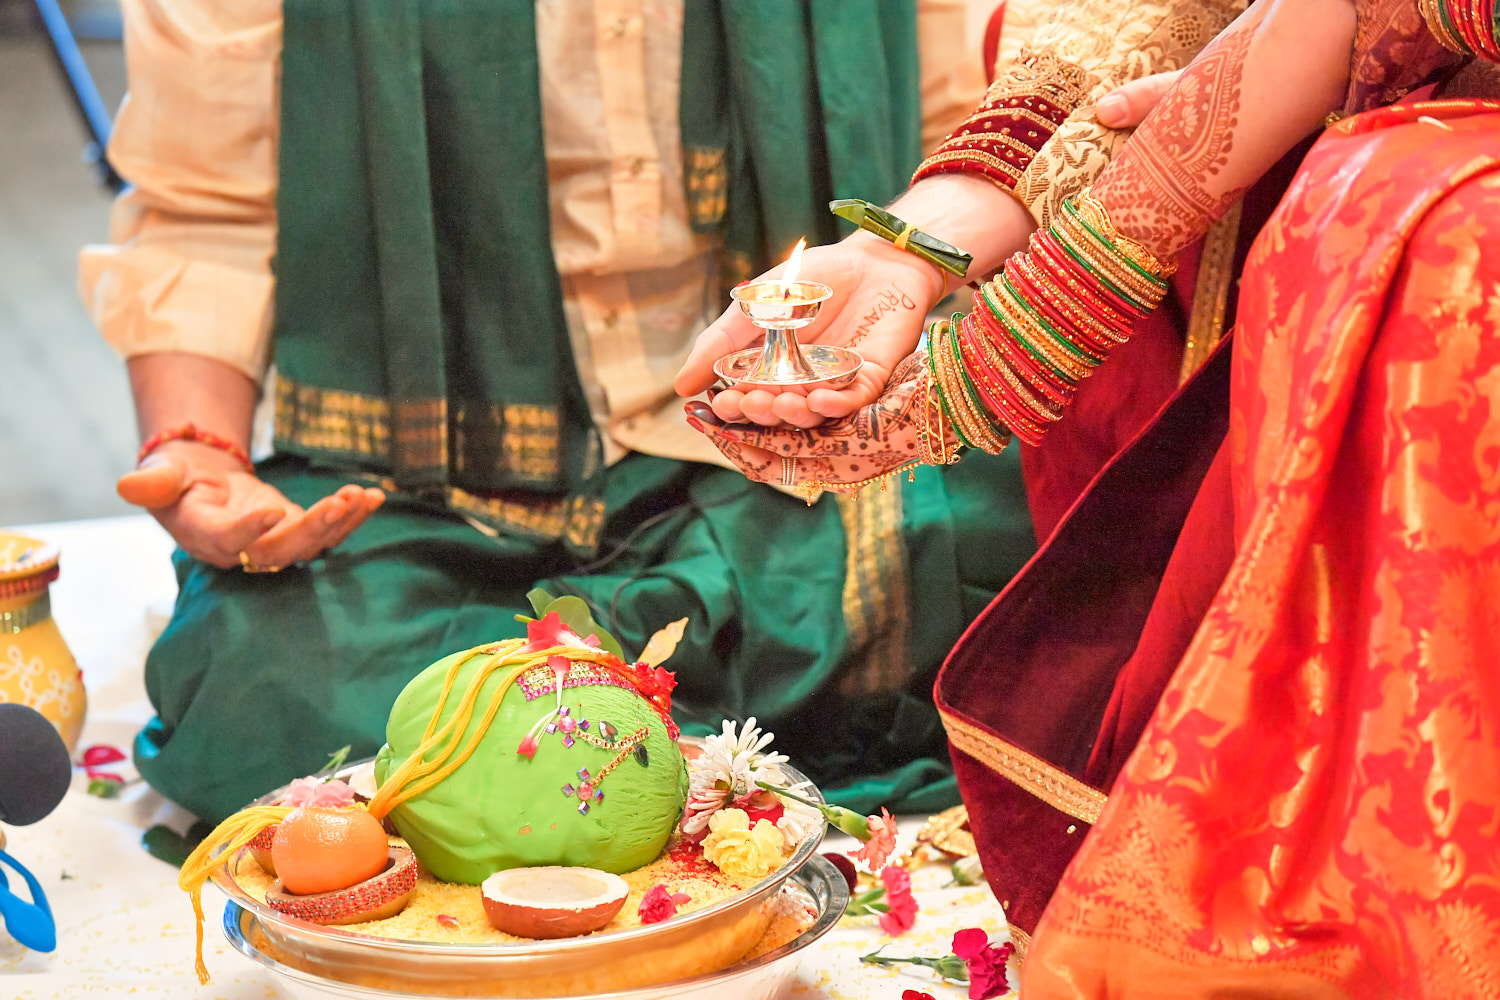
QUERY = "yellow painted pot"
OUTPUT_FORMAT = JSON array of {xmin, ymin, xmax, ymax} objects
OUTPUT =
[{"xmin": 0, "ymin": 533, "xmax": 85, "ymax": 751}]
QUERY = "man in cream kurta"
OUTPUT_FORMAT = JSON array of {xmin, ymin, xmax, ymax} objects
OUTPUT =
[
  {"xmin": 81, "ymin": 0, "xmax": 982, "ymax": 469},
  {"xmin": 80, "ymin": 0, "xmax": 1045, "ymax": 825}
]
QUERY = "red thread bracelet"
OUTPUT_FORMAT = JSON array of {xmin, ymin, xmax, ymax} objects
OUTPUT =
[{"xmin": 137, "ymin": 423, "xmax": 254, "ymax": 473}]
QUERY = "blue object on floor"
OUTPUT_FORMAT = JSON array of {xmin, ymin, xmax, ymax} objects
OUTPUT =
[{"xmin": 0, "ymin": 848, "xmax": 56, "ymax": 952}]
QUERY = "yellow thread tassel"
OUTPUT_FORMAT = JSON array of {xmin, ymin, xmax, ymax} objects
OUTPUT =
[
  {"xmin": 382, "ymin": 647, "xmax": 619, "ymax": 812},
  {"xmin": 178, "ymin": 804, "xmax": 295, "ymax": 983}
]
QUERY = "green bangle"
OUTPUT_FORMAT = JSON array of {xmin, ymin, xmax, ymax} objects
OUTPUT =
[
  {"xmin": 1061, "ymin": 197, "xmax": 1169, "ymax": 291},
  {"xmin": 1052, "ymin": 226, "xmax": 1151, "ymax": 312},
  {"xmin": 948, "ymin": 311, "xmax": 1011, "ymax": 445},
  {"xmin": 999, "ymin": 273, "xmax": 1105, "ymax": 364},
  {"xmin": 991, "ymin": 277, "xmax": 1096, "ymax": 369},
  {"xmin": 980, "ymin": 282, "xmax": 1077, "ymax": 383},
  {"xmin": 996, "ymin": 271, "xmax": 1104, "ymax": 370},
  {"xmin": 1437, "ymin": 0, "xmax": 1471, "ymax": 51},
  {"xmin": 928, "ymin": 320, "xmax": 975, "ymax": 449}
]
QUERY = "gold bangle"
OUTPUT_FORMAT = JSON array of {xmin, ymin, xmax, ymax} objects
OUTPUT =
[
  {"xmin": 1012, "ymin": 253, "xmax": 1129, "ymax": 348},
  {"xmin": 1075, "ymin": 189, "xmax": 1177, "ymax": 280},
  {"xmin": 1052, "ymin": 208, "xmax": 1168, "ymax": 307},
  {"xmin": 1053, "ymin": 220, "xmax": 1165, "ymax": 309},
  {"xmin": 985, "ymin": 282, "xmax": 1094, "ymax": 383},
  {"xmin": 931, "ymin": 321, "xmax": 982, "ymax": 446},
  {"xmin": 1418, "ymin": 0, "xmax": 1469, "ymax": 51},
  {"xmin": 969, "ymin": 307, "xmax": 1071, "ymax": 414},
  {"xmin": 938, "ymin": 320, "xmax": 1012, "ymax": 453},
  {"xmin": 925, "ymin": 373, "xmax": 963, "ymax": 465},
  {"xmin": 948, "ymin": 314, "xmax": 1044, "ymax": 446},
  {"xmin": 1025, "ymin": 241, "xmax": 1136, "ymax": 345}
]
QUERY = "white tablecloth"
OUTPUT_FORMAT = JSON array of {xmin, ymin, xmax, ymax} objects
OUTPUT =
[{"xmin": 1, "ymin": 515, "xmax": 1014, "ymax": 999}]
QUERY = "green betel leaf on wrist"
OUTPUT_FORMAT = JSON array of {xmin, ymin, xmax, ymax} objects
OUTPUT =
[{"xmin": 829, "ymin": 199, "xmax": 973, "ymax": 278}]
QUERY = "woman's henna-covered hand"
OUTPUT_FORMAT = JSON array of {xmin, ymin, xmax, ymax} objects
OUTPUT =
[
  {"xmin": 1092, "ymin": 0, "xmax": 1359, "ymax": 260},
  {"xmin": 684, "ymin": 354, "xmax": 958, "ymax": 493}
]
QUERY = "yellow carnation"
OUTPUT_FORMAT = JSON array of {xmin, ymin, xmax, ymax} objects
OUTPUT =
[{"xmin": 701, "ymin": 808, "xmax": 785, "ymax": 879}]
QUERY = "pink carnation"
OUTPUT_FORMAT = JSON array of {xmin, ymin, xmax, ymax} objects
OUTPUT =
[
  {"xmin": 877, "ymin": 865, "xmax": 918, "ymax": 936},
  {"xmin": 849, "ymin": 808, "xmax": 898, "ymax": 872},
  {"xmin": 283, "ymin": 777, "xmax": 356, "ymax": 809},
  {"xmin": 638, "ymin": 884, "xmax": 691, "ymax": 924}
]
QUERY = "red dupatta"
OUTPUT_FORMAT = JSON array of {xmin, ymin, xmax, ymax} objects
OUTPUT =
[{"xmin": 1021, "ymin": 100, "xmax": 1500, "ymax": 997}]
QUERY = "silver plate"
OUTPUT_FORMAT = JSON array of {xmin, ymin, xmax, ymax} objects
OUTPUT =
[
  {"xmin": 712, "ymin": 344, "xmax": 864, "ymax": 390},
  {"xmin": 211, "ymin": 749, "xmax": 829, "ymax": 996},
  {"xmin": 223, "ymin": 854, "xmax": 849, "ymax": 1000}
]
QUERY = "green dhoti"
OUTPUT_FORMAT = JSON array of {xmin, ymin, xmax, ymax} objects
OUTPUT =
[{"xmin": 138, "ymin": 449, "xmax": 1033, "ymax": 823}]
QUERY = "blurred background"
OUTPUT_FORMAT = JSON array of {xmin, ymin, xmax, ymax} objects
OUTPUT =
[{"xmin": 1, "ymin": 0, "xmax": 131, "ymax": 524}]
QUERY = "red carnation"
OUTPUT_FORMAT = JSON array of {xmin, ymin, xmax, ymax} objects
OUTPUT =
[
  {"xmin": 951, "ymin": 928, "xmax": 1014, "ymax": 999},
  {"xmin": 638, "ymin": 883, "xmax": 691, "ymax": 924},
  {"xmin": 522, "ymin": 611, "xmax": 576, "ymax": 653}
]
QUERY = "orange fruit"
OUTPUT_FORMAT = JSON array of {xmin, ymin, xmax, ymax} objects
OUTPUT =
[{"xmin": 271, "ymin": 806, "xmax": 389, "ymax": 895}]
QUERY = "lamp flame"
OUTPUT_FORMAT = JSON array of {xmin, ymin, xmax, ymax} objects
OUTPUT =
[{"xmin": 779, "ymin": 238, "xmax": 807, "ymax": 299}]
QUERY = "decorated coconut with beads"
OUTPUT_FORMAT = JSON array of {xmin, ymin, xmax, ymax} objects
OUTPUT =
[{"xmin": 372, "ymin": 602, "xmax": 689, "ymax": 884}]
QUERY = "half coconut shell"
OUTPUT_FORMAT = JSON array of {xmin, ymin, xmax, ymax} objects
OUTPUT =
[
  {"xmin": 248, "ymin": 823, "xmax": 278, "ymax": 876},
  {"xmin": 266, "ymin": 846, "xmax": 417, "ymax": 925},
  {"xmin": 481, "ymin": 866, "xmax": 629, "ymax": 939}
]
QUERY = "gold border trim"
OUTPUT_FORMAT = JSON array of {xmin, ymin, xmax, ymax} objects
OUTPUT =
[
  {"xmin": 274, "ymin": 375, "xmax": 562, "ymax": 484},
  {"xmin": 940, "ymin": 709, "xmax": 1106, "ymax": 825},
  {"xmin": 836, "ymin": 483, "xmax": 910, "ymax": 695},
  {"xmin": 916, "ymin": 148, "xmax": 1027, "ymax": 186},
  {"xmin": 1009, "ymin": 923, "xmax": 1032, "ymax": 965},
  {"xmin": 684, "ymin": 144, "xmax": 728, "ymax": 228},
  {"xmin": 1179, "ymin": 200, "xmax": 1243, "ymax": 385}
]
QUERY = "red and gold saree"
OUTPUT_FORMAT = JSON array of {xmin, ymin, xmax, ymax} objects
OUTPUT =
[{"xmin": 939, "ymin": 99, "xmax": 1500, "ymax": 997}]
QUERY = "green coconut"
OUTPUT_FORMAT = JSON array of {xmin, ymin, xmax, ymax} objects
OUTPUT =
[{"xmin": 373, "ymin": 646, "xmax": 687, "ymax": 885}]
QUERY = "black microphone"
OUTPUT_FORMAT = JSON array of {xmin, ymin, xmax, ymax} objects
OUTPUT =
[{"xmin": 0, "ymin": 704, "xmax": 72, "ymax": 826}]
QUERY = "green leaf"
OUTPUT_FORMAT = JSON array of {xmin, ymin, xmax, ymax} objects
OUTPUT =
[
  {"xmin": 526, "ymin": 588, "xmax": 556, "ymax": 618},
  {"xmin": 86, "ymin": 776, "xmax": 123, "ymax": 799},
  {"xmin": 320, "ymin": 745, "xmax": 352, "ymax": 777},
  {"xmin": 540, "ymin": 595, "xmax": 625, "ymax": 659}
]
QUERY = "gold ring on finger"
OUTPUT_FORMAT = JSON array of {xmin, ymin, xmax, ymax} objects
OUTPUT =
[{"xmin": 238, "ymin": 550, "xmax": 282, "ymax": 574}]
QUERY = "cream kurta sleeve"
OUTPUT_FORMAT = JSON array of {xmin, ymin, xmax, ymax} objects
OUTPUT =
[
  {"xmin": 77, "ymin": 0, "xmax": 282, "ymax": 382},
  {"xmin": 917, "ymin": 0, "xmax": 988, "ymax": 154}
]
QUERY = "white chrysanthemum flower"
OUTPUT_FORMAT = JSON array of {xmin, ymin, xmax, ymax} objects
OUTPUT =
[
  {"xmin": 682, "ymin": 717, "xmax": 792, "ymax": 834},
  {"xmin": 774, "ymin": 779, "xmax": 823, "ymax": 850}
]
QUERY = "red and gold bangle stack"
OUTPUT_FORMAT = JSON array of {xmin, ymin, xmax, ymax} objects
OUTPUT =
[
  {"xmin": 911, "ymin": 51, "xmax": 1088, "ymax": 192},
  {"xmin": 926, "ymin": 316, "xmax": 1012, "ymax": 454},
  {"xmin": 1421, "ymin": 0, "xmax": 1499, "ymax": 58},
  {"xmin": 137, "ymin": 423, "xmax": 255, "ymax": 473},
  {"xmin": 928, "ymin": 188, "xmax": 1175, "ymax": 448}
]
